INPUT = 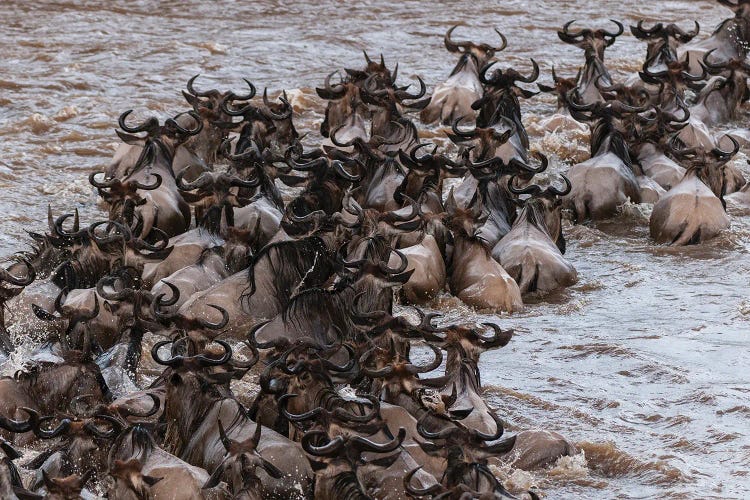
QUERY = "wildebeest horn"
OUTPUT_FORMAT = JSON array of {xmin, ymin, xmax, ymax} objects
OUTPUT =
[
  {"xmin": 416, "ymin": 412, "xmax": 459, "ymax": 440},
  {"xmin": 247, "ymin": 320, "xmax": 275, "ymax": 349},
  {"xmin": 118, "ymin": 110, "xmax": 160, "ymax": 134},
  {"xmin": 674, "ymin": 21, "xmax": 700, "ymax": 42},
  {"xmin": 130, "ymin": 174, "xmax": 162, "ymax": 191},
  {"xmin": 395, "ymin": 76, "xmax": 426, "ymax": 100},
  {"xmin": 89, "ymin": 172, "xmax": 119, "ymax": 189},
  {"xmin": 302, "ymin": 431, "xmax": 345, "ymax": 456},
  {"xmin": 186, "ymin": 74, "xmax": 215, "ymax": 98},
  {"xmin": 231, "ymin": 78, "xmax": 257, "ymax": 101},
  {"xmin": 320, "ymin": 344, "xmax": 356, "ymax": 373},
  {"xmin": 508, "ymin": 176, "xmax": 543, "ymax": 196},
  {"xmin": 444, "ymin": 25, "xmax": 473, "ymax": 52},
  {"xmin": 84, "ymin": 414, "xmax": 123, "ymax": 439},
  {"xmin": 545, "ymin": 174, "xmax": 572, "ymax": 197},
  {"xmin": 261, "ymin": 89, "xmax": 293, "ymax": 121},
  {"xmin": 285, "ymin": 148, "xmax": 328, "ymax": 170},
  {"xmin": 116, "ymin": 393, "xmax": 161, "ymax": 419},
  {"xmin": 380, "ymin": 247, "xmax": 409, "ymax": 275},
  {"xmin": 515, "ymin": 58, "xmax": 540, "ymax": 83},
  {"xmin": 451, "ymin": 117, "xmax": 477, "ymax": 139},
  {"xmin": 469, "ymin": 410, "xmax": 505, "ymax": 441},
  {"xmin": 279, "ymin": 394, "xmax": 324, "ymax": 422},
  {"xmin": 478, "ymin": 323, "xmax": 513, "ymax": 347},
  {"xmin": 332, "ymin": 160, "xmax": 362, "ymax": 181},
  {"xmin": 25, "ymin": 409, "xmax": 71, "ymax": 439},
  {"xmin": 333, "ymin": 394, "xmax": 381, "ymax": 423},
  {"xmin": 509, "ymin": 152, "xmax": 549, "ymax": 175},
  {"xmin": 154, "ymin": 281, "xmax": 180, "ymax": 309},
  {"xmin": 350, "ymin": 427, "xmax": 406, "ymax": 453},
  {"xmin": 0, "ymin": 259, "xmax": 35, "ymax": 287},
  {"xmin": 406, "ymin": 343, "xmax": 443, "ymax": 374},
  {"xmin": 558, "ymin": 20, "xmax": 589, "ymax": 44},
  {"xmin": 88, "ymin": 220, "xmax": 132, "ymax": 245},
  {"xmin": 55, "ymin": 212, "xmax": 87, "ymax": 239},
  {"xmin": 0, "ymin": 408, "xmax": 33, "ymax": 433},
  {"xmin": 713, "ymin": 135, "xmax": 740, "ymax": 159},
  {"xmin": 165, "ymin": 111, "xmax": 203, "ymax": 136},
  {"xmin": 289, "ymin": 208, "xmax": 326, "ymax": 224},
  {"xmin": 151, "ymin": 339, "xmax": 232, "ymax": 367},
  {"xmin": 176, "ymin": 170, "xmax": 214, "ymax": 191},
  {"xmin": 491, "ymin": 28, "xmax": 509, "ymax": 52},
  {"xmin": 602, "ymin": 19, "xmax": 624, "ymax": 39},
  {"xmin": 701, "ymin": 49, "xmax": 728, "ymax": 73},
  {"xmin": 229, "ymin": 342, "xmax": 259, "ymax": 370},
  {"xmin": 404, "ymin": 467, "xmax": 444, "ymax": 497},
  {"xmin": 199, "ymin": 305, "xmax": 229, "ymax": 330},
  {"xmin": 630, "ymin": 20, "xmax": 664, "ymax": 39},
  {"xmin": 316, "ymin": 71, "xmax": 347, "ymax": 100}
]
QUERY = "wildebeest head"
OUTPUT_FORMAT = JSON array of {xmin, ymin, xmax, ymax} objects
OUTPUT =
[
  {"xmin": 508, "ymin": 174, "xmax": 572, "ymax": 252},
  {"xmin": 537, "ymin": 66, "xmax": 583, "ymax": 109},
  {"xmin": 108, "ymin": 458, "xmax": 163, "ymax": 500},
  {"xmin": 558, "ymin": 20, "xmax": 625, "ymax": 60},
  {"xmin": 23, "ymin": 409, "xmax": 121, "ymax": 478},
  {"xmin": 202, "ymin": 419, "xmax": 283, "ymax": 496},
  {"xmin": 670, "ymin": 134, "xmax": 740, "ymax": 207},
  {"xmin": 631, "ymin": 20, "xmax": 700, "ymax": 64},
  {"xmin": 41, "ymin": 469, "xmax": 94, "ymax": 500},
  {"xmin": 444, "ymin": 25, "xmax": 508, "ymax": 69}
]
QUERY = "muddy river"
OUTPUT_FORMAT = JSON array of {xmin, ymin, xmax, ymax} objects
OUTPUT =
[{"xmin": 1, "ymin": 0, "xmax": 748, "ymax": 498}]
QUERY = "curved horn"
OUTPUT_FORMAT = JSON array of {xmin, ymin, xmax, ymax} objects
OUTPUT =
[
  {"xmin": 444, "ymin": 25, "xmax": 473, "ymax": 53},
  {"xmin": 545, "ymin": 174, "xmax": 572, "ymax": 197},
  {"xmin": 350, "ymin": 427, "xmax": 406, "ymax": 453},
  {"xmin": 404, "ymin": 467, "xmax": 444, "ymax": 497},
  {"xmin": 198, "ymin": 305, "xmax": 229, "ymax": 330},
  {"xmin": 130, "ymin": 173, "xmax": 162, "ymax": 191},
  {"xmin": 515, "ymin": 58, "xmax": 540, "ymax": 83},
  {"xmin": 507, "ymin": 176, "xmax": 543, "ymax": 196},
  {"xmin": 0, "ymin": 259, "xmax": 35, "ymax": 287},
  {"xmin": 89, "ymin": 172, "xmax": 119, "ymax": 189},
  {"xmin": 379, "ymin": 248, "xmax": 409, "ymax": 275},
  {"xmin": 451, "ymin": 117, "xmax": 477, "ymax": 139},
  {"xmin": 395, "ymin": 76, "xmax": 426, "ymax": 101},
  {"xmin": 186, "ymin": 74, "xmax": 214, "ymax": 98},
  {"xmin": 261, "ymin": 90, "xmax": 293, "ymax": 121},
  {"xmin": 407, "ymin": 343, "xmax": 443, "ymax": 374},
  {"xmin": 118, "ymin": 110, "xmax": 159, "ymax": 134},
  {"xmin": 116, "ymin": 393, "xmax": 161, "ymax": 419},
  {"xmin": 301, "ymin": 431, "xmax": 345, "ymax": 456},
  {"xmin": 84, "ymin": 414, "xmax": 123, "ymax": 439},
  {"xmin": 164, "ymin": 111, "xmax": 203, "ymax": 136},
  {"xmin": 602, "ymin": 19, "xmax": 625, "ymax": 39}
]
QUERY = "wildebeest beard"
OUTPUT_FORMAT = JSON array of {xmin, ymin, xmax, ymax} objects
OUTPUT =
[{"xmin": 242, "ymin": 236, "xmax": 335, "ymax": 311}]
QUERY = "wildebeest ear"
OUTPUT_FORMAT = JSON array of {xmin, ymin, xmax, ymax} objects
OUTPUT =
[
  {"xmin": 115, "ymin": 130, "xmax": 146, "ymax": 145},
  {"xmin": 41, "ymin": 470, "xmax": 54, "ymax": 489},
  {"xmin": 0, "ymin": 440, "xmax": 21, "ymax": 460},
  {"xmin": 202, "ymin": 462, "xmax": 226, "ymax": 489},
  {"xmin": 537, "ymin": 83, "xmax": 556, "ymax": 93},
  {"xmin": 445, "ymin": 187, "xmax": 458, "ymax": 217},
  {"xmin": 260, "ymin": 458, "xmax": 284, "ymax": 479},
  {"xmin": 143, "ymin": 475, "xmax": 163, "ymax": 487}
]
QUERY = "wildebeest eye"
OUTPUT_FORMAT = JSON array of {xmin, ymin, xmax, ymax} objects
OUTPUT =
[{"xmin": 170, "ymin": 373, "xmax": 182, "ymax": 386}]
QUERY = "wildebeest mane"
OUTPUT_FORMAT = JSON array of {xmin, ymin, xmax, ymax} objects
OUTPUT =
[{"xmin": 242, "ymin": 236, "xmax": 334, "ymax": 311}]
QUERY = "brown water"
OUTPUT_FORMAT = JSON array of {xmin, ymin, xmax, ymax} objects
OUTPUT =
[{"xmin": 1, "ymin": 0, "xmax": 749, "ymax": 498}]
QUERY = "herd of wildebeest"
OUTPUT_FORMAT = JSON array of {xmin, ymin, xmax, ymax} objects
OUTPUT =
[{"xmin": 0, "ymin": 0, "xmax": 749, "ymax": 498}]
